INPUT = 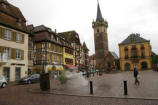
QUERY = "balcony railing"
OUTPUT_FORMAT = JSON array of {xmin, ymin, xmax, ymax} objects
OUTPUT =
[{"xmin": 0, "ymin": 53, "xmax": 8, "ymax": 63}]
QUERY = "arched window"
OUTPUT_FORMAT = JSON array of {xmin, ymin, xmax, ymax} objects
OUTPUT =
[
  {"xmin": 141, "ymin": 62, "xmax": 148, "ymax": 70},
  {"xmin": 125, "ymin": 63, "xmax": 130, "ymax": 70}
]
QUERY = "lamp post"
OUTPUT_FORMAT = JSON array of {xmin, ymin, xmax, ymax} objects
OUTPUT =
[{"xmin": 42, "ymin": 54, "xmax": 45, "ymax": 74}]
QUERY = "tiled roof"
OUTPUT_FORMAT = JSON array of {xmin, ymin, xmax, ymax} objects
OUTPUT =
[
  {"xmin": 120, "ymin": 33, "xmax": 149, "ymax": 45},
  {"xmin": 33, "ymin": 25, "xmax": 51, "ymax": 33},
  {"xmin": 58, "ymin": 31, "xmax": 81, "ymax": 45},
  {"xmin": 110, "ymin": 52, "xmax": 119, "ymax": 59},
  {"xmin": 31, "ymin": 25, "xmax": 53, "ymax": 41},
  {"xmin": 96, "ymin": 2, "xmax": 104, "ymax": 22},
  {"xmin": 0, "ymin": 0, "xmax": 27, "ymax": 32}
]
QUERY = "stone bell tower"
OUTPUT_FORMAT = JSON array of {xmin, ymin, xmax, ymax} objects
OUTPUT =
[{"xmin": 92, "ymin": 2, "xmax": 109, "ymax": 70}]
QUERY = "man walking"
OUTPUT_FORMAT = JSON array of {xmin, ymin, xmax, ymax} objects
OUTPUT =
[{"xmin": 133, "ymin": 66, "xmax": 140, "ymax": 85}]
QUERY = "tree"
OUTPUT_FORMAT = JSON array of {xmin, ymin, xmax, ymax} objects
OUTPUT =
[{"xmin": 152, "ymin": 55, "xmax": 158, "ymax": 70}]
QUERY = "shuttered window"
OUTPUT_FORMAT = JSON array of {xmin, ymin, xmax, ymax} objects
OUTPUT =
[
  {"xmin": 16, "ymin": 33, "xmax": 22, "ymax": 42},
  {"xmin": 5, "ymin": 29, "xmax": 11, "ymax": 40},
  {"xmin": 4, "ymin": 47, "xmax": 10, "ymax": 59},
  {"xmin": 16, "ymin": 50, "xmax": 21, "ymax": 59}
]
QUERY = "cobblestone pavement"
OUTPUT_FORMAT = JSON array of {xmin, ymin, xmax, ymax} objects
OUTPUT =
[
  {"xmin": 0, "ymin": 83, "xmax": 158, "ymax": 105},
  {"xmin": 0, "ymin": 70, "xmax": 158, "ymax": 105}
]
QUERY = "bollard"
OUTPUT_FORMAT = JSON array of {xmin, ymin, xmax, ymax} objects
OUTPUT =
[
  {"xmin": 123, "ymin": 80, "xmax": 128, "ymax": 95},
  {"xmin": 87, "ymin": 72, "xmax": 89, "ymax": 78},
  {"xmin": 90, "ymin": 81, "xmax": 93, "ymax": 94}
]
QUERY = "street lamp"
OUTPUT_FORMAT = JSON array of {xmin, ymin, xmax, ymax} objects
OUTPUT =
[{"xmin": 42, "ymin": 54, "xmax": 45, "ymax": 74}]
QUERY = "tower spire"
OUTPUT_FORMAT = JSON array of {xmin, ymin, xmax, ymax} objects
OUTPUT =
[{"xmin": 96, "ymin": 0, "xmax": 104, "ymax": 22}]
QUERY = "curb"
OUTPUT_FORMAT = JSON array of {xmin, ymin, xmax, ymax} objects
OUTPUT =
[{"xmin": 28, "ymin": 88, "xmax": 158, "ymax": 100}]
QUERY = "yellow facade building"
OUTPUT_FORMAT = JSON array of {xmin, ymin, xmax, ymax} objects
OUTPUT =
[
  {"xmin": 62, "ymin": 45, "xmax": 74, "ymax": 66},
  {"xmin": 119, "ymin": 33, "xmax": 152, "ymax": 71}
]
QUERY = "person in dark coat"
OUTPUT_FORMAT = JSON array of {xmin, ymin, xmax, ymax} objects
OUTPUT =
[{"xmin": 134, "ymin": 66, "xmax": 140, "ymax": 85}]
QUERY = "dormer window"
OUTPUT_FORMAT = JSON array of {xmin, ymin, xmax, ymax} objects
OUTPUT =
[{"xmin": 131, "ymin": 34, "xmax": 136, "ymax": 43}]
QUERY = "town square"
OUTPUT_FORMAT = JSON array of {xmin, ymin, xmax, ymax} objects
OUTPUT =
[{"xmin": 0, "ymin": 0, "xmax": 158, "ymax": 105}]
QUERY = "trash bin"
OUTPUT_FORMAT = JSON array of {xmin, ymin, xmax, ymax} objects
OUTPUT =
[{"xmin": 40, "ymin": 73, "xmax": 50, "ymax": 91}]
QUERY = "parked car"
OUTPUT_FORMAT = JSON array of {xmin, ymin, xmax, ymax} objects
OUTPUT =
[
  {"xmin": 0, "ymin": 75, "xmax": 7, "ymax": 88},
  {"xmin": 18, "ymin": 74, "xmax": 40, "ymax": 84}
]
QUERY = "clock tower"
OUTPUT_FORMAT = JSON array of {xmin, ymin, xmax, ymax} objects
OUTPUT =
[{"xmin": 92, "ymin": 2, "xmax": 109, "ymax": 70}]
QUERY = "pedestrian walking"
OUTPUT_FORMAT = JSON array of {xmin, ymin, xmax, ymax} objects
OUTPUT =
[{"xmin": 133, "ymin": 66, "xmax": 140, "ymax": 85}]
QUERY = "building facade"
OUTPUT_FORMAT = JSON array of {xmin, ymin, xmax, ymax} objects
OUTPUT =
[
  {"xmin": 92, "ymin": 2, "xmax": 113, "ymax": 70},
  {"xmin": 27, "ymin": 25, "xmax": 34, "ymax": 75},
  {"xmin": 59, "ymin": 31, "xmax": 81, "ymax": 70},
  {"xmin": 119, "ymin": 33, "xmax": 152, "ymax": 71},
  {"xmin": 61, "ymin": 37, "xmax": 75, "ymax": 69},
  {"xmin": 28, "ymin": 25, "xmax": 63, "ymax": 73},
  {"xmin": 0, "ymin": 0, "xmax": 28, "ymax": 81},
  {"xmin": 89, "ymin": 54, "xmax": 96, "ymax": 70},
  {"xmin": 80, "ymin": 42, "xmax": 89, "ymax": 71}
]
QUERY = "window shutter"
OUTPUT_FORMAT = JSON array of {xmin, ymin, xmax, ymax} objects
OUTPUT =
[
  {"xmin": 22, "ymin": 34, "xmax": 24, "ymax": 43},
  {"xmin": 0, "ymin": 28, "xmax": 5, "ymax": 39},
  {"xmin": 11, "ymin": 48, "xmax": 16, "ymax": 59},
  {"xmin": 21, "ymin": 50, "xmax": 24, "ymax": 60},
  {"xmin": 0, "ymin": 46, "xmax": 4, "ymax": 53},
  {"xmin": 12, "ymin": 32, "xmax": 17, "ymax": 41},
  {"xmin": 0, "ymin": 27, "xmax": 2, "ymax": 38}
]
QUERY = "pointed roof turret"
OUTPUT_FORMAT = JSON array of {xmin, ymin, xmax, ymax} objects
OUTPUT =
[
  {"xmin": 96, "ymin": 1, "xmax": 104, "ymax": 22},
  {"xmin": 82, "ymin": 42, "xmax": 89, "ymax": 51}
]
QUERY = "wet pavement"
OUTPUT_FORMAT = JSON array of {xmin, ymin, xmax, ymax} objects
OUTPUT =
[
  {"xmin": 0, "ymin": 83, "xmax": 158, "ymax": 105},
  {"xmin": 41, "ymin": 70, "xmax": 158, "ymax": 99},
  {"xmin": 88, "ymin": 70, "xmax": 158, "ymax": 99},
  {"xmin": 0, "ymin": 70, "xmax": 158, "ymax": 105}
]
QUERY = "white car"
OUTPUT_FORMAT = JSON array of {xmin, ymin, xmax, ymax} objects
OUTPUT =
[{"xmin": 0, "ymin": 75, "xmax": 7, "ymax": 88}]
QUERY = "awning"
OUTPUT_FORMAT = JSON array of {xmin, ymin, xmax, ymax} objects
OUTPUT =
[
  {"xmin": 47, "ymin": 65, "xmax": 64, "ymax": 71},
  {"xmin": 65, "ymin": 65, "xmax": 77, "ymax": 69},
  {"xmin": 56, "ymin": 65, "xmax": 64, "ymax": 71},
  {"xmin": 33, "ymin": 66, "xmax": 43, "ymax": 71}
]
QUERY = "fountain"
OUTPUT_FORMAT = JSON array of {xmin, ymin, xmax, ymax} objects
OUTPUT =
[{"xmin": 50, "ymin": 70, "xmax": 92, "ymax": 95}]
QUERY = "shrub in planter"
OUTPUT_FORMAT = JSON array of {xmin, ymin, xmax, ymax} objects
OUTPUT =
[{"xmin": 59, "ymin": 71, "xmax": 66, "ymax": 84}]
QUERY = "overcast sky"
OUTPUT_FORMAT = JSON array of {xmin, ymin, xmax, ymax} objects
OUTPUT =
[{"xmin": 9, "ymin": 0, "xmax": 158, "ymax": 56}]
